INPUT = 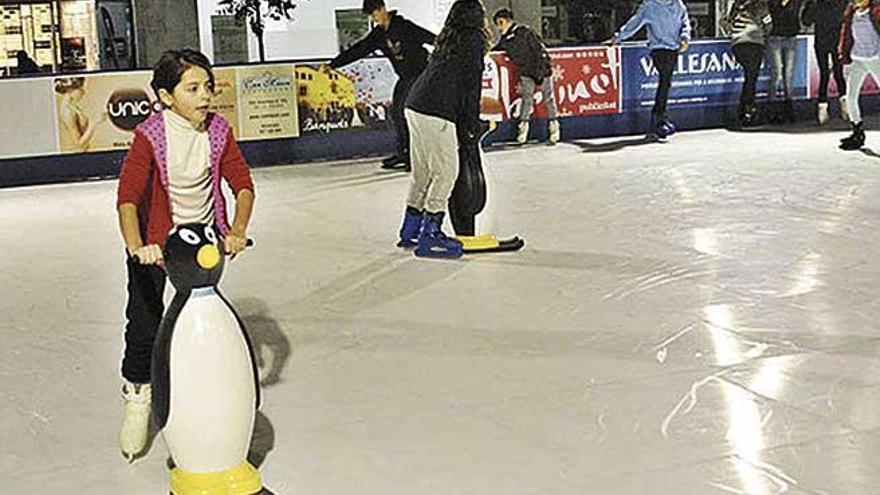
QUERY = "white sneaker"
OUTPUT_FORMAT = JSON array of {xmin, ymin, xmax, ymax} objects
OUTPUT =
[
  {"xmin": 548, "ymin": 120, "xmax": 561, "ymax": 144},
  {"xmin": 118, "ymin": 381, "xmax": 151, "ymax": 462},
  {"xmin": 818, "ymin": 102, "xmax": 829, "ymax": 125},
  {"xmin": 517, "ymin": 121, "xmax": 529, "ymax": 144},
  {"xmin": 840, "ymin": 96, "xmax": 850, "ymax": 122}
]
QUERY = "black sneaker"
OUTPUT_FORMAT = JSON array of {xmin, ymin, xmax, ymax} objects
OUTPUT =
[
  {"xmin": 840, "ymin": 123, "xmax": 865, "ymax": 151},
  {"xmin": 381, "ymin": 153, "xmax": 410, "ymax": 169}
]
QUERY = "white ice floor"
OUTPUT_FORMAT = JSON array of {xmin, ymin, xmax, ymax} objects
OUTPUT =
[{"xmin": 3, "ymin": 121, "xmax": 880, "ymax": 495}]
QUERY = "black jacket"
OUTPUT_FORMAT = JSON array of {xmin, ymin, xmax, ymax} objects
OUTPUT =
[
  {"xmin": 769, "ymin": 0, "xmax": 802, "ymax": 37},
  {"xmin": 803, "ymin": 0, "xmax": 846, "ymax": 48},
  {"xmin": 493, "ymin": 24, "xmax": 552, "ymax": 82},
  {"xmin": 329, "ymin": 11, "xmax": 436, "ymax": 79},
  {"xmin": 405, "ymin": 28, "xmax": 485, "ymax": 143}
]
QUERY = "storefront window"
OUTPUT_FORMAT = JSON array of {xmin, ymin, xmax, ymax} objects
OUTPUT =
[
  {"xmin": 540, "ymin": 0, "xmax": 719, "ymax": 47},
  {"xmin": 0, "ymin": 0, "xmax": 133, "ymax": 77}
]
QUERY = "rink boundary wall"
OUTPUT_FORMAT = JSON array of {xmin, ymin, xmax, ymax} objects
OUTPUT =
[{"xmin": 0, "ymin": 36, "xmax": 874, "ymax": 188}]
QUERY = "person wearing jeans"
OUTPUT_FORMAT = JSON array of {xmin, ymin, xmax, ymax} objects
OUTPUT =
[
  {"xmin": 611, "ymin": 0, "xmax": 691, "ymax": 138},
  {"xmin": 767, "ymin": 0, "xmax": 802, "ymax": 123},
  {"xmin": 723, "ymin": 0, "xmax": 773, "ymax": 127}
]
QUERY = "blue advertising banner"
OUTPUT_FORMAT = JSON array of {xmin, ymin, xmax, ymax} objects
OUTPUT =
[{"xmin": 621, "ymin": 37, "xmax": 810, "ymax": 112}]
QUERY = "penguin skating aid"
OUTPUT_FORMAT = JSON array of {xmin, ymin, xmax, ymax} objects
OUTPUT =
[
  {"xmin": 449, "ymin": 120, "xmax": 525, "ymax": 254},
  {"xmin": 152, "ymin": 224, "xmax": 264, "ymax": 495}
]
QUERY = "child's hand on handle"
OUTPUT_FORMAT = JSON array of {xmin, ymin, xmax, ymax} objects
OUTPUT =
[
  {"xmin": 224, "ymin": 231, "xmax": 249, "ymax": 258},
  {"xmin": 680, "ymin": 40, "xmax": 689, "ymax": 52},
  {"xmin": 129, "ymin": 244, "xmax": 164, "ymax": 266}
]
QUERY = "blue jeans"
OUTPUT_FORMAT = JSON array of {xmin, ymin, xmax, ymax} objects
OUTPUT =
[{"xmin": 767, "ymin": 36, "xmax": 797, "ymax": 101}]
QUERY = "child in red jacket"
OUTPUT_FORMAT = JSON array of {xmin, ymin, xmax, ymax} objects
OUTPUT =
[{"xmin": 115, "ymin": 49, "xmax": 255, "ymax": 461}]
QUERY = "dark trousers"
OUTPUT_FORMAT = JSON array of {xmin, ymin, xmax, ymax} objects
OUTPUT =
[
  {"xmin": 733, "ymin": 42, "xmax": 765, "ymax": 110},
  {"xmin": 391, "ymin": 75, "xmax": 417, "ymax": 156},
  {"xmin": 650, "ymin": 49, "xmax": 677, "ymax": 118},
  {"xmin": 815, "ymin": 42, "xmax": 847, "ymax": 102},
  {"xmin": 121, "ymin": 256, "xmax": 166, "ymax": 384}
]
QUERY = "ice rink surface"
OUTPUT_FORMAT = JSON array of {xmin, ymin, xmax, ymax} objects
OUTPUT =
[{"xmin": 3, "ymin": 122, "xmax": 880, "ymax": 494}]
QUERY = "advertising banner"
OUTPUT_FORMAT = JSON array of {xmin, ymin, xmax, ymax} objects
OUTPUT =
[
  {"xmin": 481, "ymin": 46, "xmax": 621, "ymax": 122},
  {"xmin": 338, "ymin": 58, "xmax": 396, "ymax": 130},
  {"xmin": 53, "ymin": 71, "xmax": 156, "ymax": 154},
  {"xmin": 621, "ymin": 37, "xmax": 810, "ymax": 112},
  {"xmin": 237, "ymin": 64, "xmax": 299, "ymax": 140},
  {"xmin": 296, "ymin": 58, "xmax": 396, "ymax": 134}
]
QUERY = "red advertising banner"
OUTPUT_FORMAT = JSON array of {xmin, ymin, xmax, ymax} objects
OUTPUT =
[{"xmin": 481, "ymin": 46, "xmax": 621, "ymax": 121}]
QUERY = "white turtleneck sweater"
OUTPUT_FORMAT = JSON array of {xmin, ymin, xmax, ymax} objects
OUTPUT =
[{"xmin": 164, "ymin": 110, "xmax": 215, "ymax": 227}]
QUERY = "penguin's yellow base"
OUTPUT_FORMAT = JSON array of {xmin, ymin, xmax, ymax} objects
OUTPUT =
[
  {"xmin": 457, "ymin": 235, "xmax": 500, "ymax": 251},
  {"xmin": 456, "ymin": 235, "xmax": 525, "ymax": 254},
  {"xmin": 170, "ymin": 461, "xmax": 262, "ymax": 495}
]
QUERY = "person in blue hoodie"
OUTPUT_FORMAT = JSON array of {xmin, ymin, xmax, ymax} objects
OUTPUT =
[{"xmin": 610, "ymin": 0, "xmax": 692, "ymax": 138}]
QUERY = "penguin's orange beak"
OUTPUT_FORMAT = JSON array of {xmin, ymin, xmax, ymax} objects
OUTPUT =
[{"xmin": 197, "ymin": 244, "xmax": 221, "ymax": 269}]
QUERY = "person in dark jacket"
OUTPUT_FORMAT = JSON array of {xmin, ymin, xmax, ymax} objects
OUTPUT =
[
  {"xmin": 838, "ymin": 0, "xmax": 880, "ymax": 150},
  {"xmin": 722, "ymin": 0, "xmax": 772, "ymax": 127},
  {"xmin": 15, "ymin": 51, "xmax": 40, "ymax": 75},
  {"xmin": 395, "ymin": 0, "xmax": 490, "ymax": 259},
  {"xmin": 767, "ymin": 0, "xmax": 802, "ymax": 123},
  {"xmin": 803, "ymin": 0, "xmax": 848, "ymax": 123},
  {"xmin": 325, "ymin": 0, "xmax": 436, "ymax": 170},
  {"xmin": 492, "ymin": 8, "xmax": 559, "ymax": 144}
]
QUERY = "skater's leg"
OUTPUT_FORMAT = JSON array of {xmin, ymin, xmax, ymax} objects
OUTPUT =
[
  {"xmin": 845, "ymin": 59, "xmax": 870, "ymax": 126},
  {"xmin": 404, "ymin": 109, "xmax": 431, "ymax": 211},
  {"xmin": 122, "ymin": 257, "xmax": 166, "ymax": 384},
  {"xmin": 542, "ymin": 77, "xmax": 560, "ymax": 143},
  {"xmin": 650, "ymin": 49, "xmax": 676, "ymax": 119},
  {"xmin": 384, "ymin": 76, "xmax": 416, "ymax": 169},
  {"xmin": 518, "ymin": 76, "xmax": 536, "ymax": 143},
  {"xmin": 816, "ymin": 45, "xmax": 831, "ymax": 104},
  {"xmin": 119, "ymin": 256, "xmax": 165, "ymax": 460},
  {"xmin": 542, "ymin": 76, "xmax": 558, "ymax": 120}
]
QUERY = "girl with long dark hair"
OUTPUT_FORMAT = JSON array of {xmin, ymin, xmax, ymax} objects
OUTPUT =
[{"xmin": 396, "ymin": 0, "xmax": 491, "ymax": 259}]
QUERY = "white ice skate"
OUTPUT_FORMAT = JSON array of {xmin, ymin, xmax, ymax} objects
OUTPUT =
[
  {"xmin": 118, "ymin": 381, "xmax": 151, "ymax": 462},
  {"xmin": 549, "ymin": 120, "xmax": 560, "ymax": 144},
  {"xmin": 818, "ymin": 102, "xmax": 829, "ymax": 125},
  {"xmin": 517, "ymin": 121, "xmax": 529, "ymax": 144}
]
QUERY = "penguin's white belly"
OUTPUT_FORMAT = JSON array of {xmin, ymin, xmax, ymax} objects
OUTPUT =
[{"xmin": 164, "ymin": 292, "xmax": 255, "ymax": 473}]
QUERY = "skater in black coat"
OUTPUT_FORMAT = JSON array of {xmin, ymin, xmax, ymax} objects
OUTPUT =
[
  {"xmin": 326, "ymin": 0, "xmax": 436, "ymax": 170},
  {"xmin": 395, "ymin": 0, "xmax": 492, "ymax": 259}
]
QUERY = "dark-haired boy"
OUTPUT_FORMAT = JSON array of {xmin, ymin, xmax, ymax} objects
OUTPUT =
[
  {"xmin": 492, "ymin": 8, "xmax": 560, "ymax": 144},
  {"xmin": 324, "ymin": 0, "xmax": 436, "ymax": 170}
]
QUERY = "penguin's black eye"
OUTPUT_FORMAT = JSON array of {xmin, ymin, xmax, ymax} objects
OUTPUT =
[
  {"xmin": 204, "ymin": 226, "xmax": 217, "ymax": 244},
  {"xmin": 179, "ymin": 229, "xmax": 200, "ymax": 246}
]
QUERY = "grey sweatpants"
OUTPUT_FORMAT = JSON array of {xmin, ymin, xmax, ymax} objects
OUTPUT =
[
  {"xmin": 405, "ymin": 109, "xmax": 460, "ymax": 213},
  {"xmin": 520, "ymin": 76, "xmax": 558, "ymax": 121}
]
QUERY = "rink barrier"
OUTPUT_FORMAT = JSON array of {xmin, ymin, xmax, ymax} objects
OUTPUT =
[{"xmin": 0, "ymin": 36, "xmax": 874, "ymax": 187}]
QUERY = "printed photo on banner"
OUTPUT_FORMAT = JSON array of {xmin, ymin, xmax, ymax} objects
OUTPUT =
[
  {"xmin": 337, "ymin": 58, "xmax": 395, "ymax": 130},
  {"xmin": 237, "ymin": 64, "xmax": 299, "ymax": 140},
  {"xmin": 53, "ymin": 71, "xmax": 156, "ymax": 154},
  {"xmin": 295, "ymin": 63, "xmax": 357, "ymax": 133},
  {"xmin": 295, "ymin": 58, "xmax": 396, "ymax": 134},
  {"xmin": 481, "ymin": 46, "xmax": 621, "ymax": 122}
]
